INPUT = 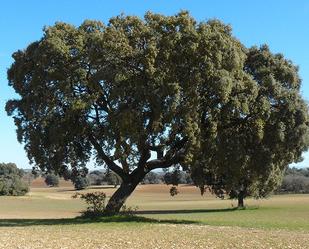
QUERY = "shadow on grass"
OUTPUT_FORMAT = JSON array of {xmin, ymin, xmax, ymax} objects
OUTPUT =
[
  {"xmin": 87, "ymin": 186, "xmax": 118, "ymax": 190},
  {"xmin": 0, "ymin": 215, "xmax": 199, "ymax": 227},
  {"xmin": 136, "ymin": 207, "xmax": 240, "ymax": 215},
  {"xmin": 0, "ymin": 207, "xmax": 256, "ymax": 227},
  {"xmin": 56, "ymin": 186, "xmax": 116, "ymax": 192}
]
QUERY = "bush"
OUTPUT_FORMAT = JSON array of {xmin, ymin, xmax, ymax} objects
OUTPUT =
[
  {"xmin": 73, "ymin": 176, "xmax": 89, "ymax": 190},
  {"xmin": 72, "ymin": 191, "xmax": 138, "ymax": 217},
  {"xmin": 0, "ymin": 163, "xmax": 29, "ymax": 196},
  {"xmin": 169, "ymin": 186, "xmax": 179, "ymax": 196},
  {"xmin": 73, "ymin": 192, "xmax": 107, "ymax": 216},
  {"xmin": 44, "ymin": 174, "xmax": 59, "ymax": 187}
]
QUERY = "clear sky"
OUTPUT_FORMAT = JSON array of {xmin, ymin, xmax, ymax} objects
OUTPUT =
[{"xmin": 1, "ymin": 0, "xmax": 309, "ymax": 169}]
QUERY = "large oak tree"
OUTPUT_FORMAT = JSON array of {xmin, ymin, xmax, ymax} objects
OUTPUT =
[{"xmin": 6, "ymin": 11, "xmax": 309, "ymax": 212}]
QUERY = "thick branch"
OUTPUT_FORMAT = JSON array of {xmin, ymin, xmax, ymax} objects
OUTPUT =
[
  {"xmin": 88, "ymin": 134, "xmax": 128, "ymax": 180},
  {"xmin": 137, "ymin": 147, "xmax": 151, "ymax": 169},
  {"xmin": 149, "ymin": 144, "xmax": 164, "ymax": 159},
  {"xmin": 145, "ymin": 148, "xmax": 185, "ymax": 171},
  {"xmin": 144, "ymin": 136, "xmax": 188, "ymax": 171}
]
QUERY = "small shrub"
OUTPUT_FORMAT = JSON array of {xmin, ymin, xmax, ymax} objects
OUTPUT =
[
  {"xmin": 73, "ymin": 191, "xmax": 107, "ymax": 217},
  {"xmin": 72, "ymin": 191, "xmax": 138, "ymax": 217},
  {"xmin": 170, "ymin": 186, "xmax": 179, "ymax": 196}
]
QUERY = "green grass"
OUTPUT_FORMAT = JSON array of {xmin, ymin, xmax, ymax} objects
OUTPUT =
[
  {"xmin": 0, "ymin": 185, "xmax": 308, "ymax": 230},
  {"xmin": 142, "ymin": 205, "xmax": 309, "ymax": 230}
]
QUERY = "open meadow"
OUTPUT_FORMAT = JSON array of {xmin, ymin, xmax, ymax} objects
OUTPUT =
[{"xmin": 0, "ymin": 180, "xmax": 308, "ymax": 248}]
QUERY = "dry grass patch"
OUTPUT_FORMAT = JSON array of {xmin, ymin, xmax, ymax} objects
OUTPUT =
[{"xmin": 0, "ymin": 223, "xmax": 308, "ymax": 249}]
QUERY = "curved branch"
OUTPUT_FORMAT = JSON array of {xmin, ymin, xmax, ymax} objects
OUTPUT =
[
  {"xmin": 145, "ymin": 148, "xmax": 185, "ymax": 171},
  {"xmin": 88, "ymin": 134, "xmax": 128, "ymax": 180}
]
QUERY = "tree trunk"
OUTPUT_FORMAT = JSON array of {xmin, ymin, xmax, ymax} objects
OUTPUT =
[
  {"xmin": 105, "ymin": 171, "xmax": 146, "ymax": 214},
  {"xmin": 237, "ymin": 191, "xmax": 245, "ymax": 208}
]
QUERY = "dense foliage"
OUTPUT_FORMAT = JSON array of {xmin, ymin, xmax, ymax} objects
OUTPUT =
[
  {"xmin": 0, "ymin": 163, "xmax": 29, "ymax": 196},
  {"xmin": 6, "ymin": 11, "xmax": 309, "ymax": 212},
  {"xmin": 190, "ymin": 45, "xmax": 309, "ymax": 207}
]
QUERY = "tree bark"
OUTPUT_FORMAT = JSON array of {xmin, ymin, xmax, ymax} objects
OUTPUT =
[
  {"xmin": 105, "ymin": 171, "xmax": 146, "ymax": 214},
  {"xmin": 237, "ymin": 191, "xmax": 245, "ymax": 208}
]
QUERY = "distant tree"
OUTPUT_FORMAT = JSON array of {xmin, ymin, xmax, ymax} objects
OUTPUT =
[
  {"xmin": 285, "ymin": 167, "xmax": 309, "ymax": 177},
  {"xmin": 0, "ymin": 163, "xmax": 29, "ymax": 196},
  {"xmin": 88, "ymin": 170, "xmax": 105, "ymax": 185},
  {"xmin": 162, "ymin": 168, "xmax": 192, "ymax": 195},
  {"xmin": 44, "ymin": 173, "xmax": 59, "ymax": 187},
  {"xmin": 6, "ymin": 11, "xmax": 309, "ymax": 213},
  {"xmin": 73, "ymin": 175, "xmax": 89, "ymax": 190},
  {"xmin": 276, "ymin": 167, "xmax": 309, "ymax": 194},
  {"xmin": 279, "ymin": 175, "xmax": 309, "ymax": 193},
  {"xmin": 105, "ymin": 171, "xmax": 121, "ymax": 188},
  {"xmin": 142, "ymin": 171, "xmax": 161, "ymax": 184},
  {"xmin": 163, "ymin": 168, "xmax": 181, "ymax": 186}
]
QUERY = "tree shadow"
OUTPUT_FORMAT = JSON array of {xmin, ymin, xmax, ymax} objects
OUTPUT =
[
  {"xmin": 0, "ymin": 206, "xmax": 258, "ymax": 228},
  {"xmin": 87, "ymin": 186, "xmax": 117, "ymax": 190},
  {"xmin": 0, "ymin": 207, "xmax": 248, "ymax": 227},
  {"xmin": 0, "ymin": 216, "xmax": 200, "ymax": 227},
  {"xmin": 136, "ymin": 207, "xmax": 239, "ymax": 215},
  {"xmin": 56, "ymin": 186, "xmax": 117, "ymax": 192}
]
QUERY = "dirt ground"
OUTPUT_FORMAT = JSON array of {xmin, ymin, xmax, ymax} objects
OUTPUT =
[{"xmin": 0, "ymin": 223, "xmax": 308, "ymax": 249}]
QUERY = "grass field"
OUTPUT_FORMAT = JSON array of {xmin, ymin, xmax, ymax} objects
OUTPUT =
[{"xmin": 0, "ymin": 181, "xmax": 308, "ymax": 248}]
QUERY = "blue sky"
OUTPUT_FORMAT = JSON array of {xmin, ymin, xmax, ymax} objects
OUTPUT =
[{"xmin": 1, "ymin": 0, "xmax": 309, "ymax": 169}]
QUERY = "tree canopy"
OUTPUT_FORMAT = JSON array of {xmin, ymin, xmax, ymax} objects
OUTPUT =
[
  {"xmin": 6, "ymin": 11, "xmax": 309, "ymax": 212},
  {"xmin": 190, "ymin": 45, "xmax": 309, "ymax": 206},
  {"xmin": 0, "ymin": 163, "xmax": 29, "ymax": 196}
]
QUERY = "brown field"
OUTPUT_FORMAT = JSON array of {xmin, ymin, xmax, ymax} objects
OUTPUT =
[{"xmin": 30, "ymin": 177, "xmax": 74, "ymax": 188}]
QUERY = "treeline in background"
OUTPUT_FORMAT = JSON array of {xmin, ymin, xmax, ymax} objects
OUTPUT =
[{"xmin": 8, "ymin": 164, "xmax": 309, "ymax": 195}]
